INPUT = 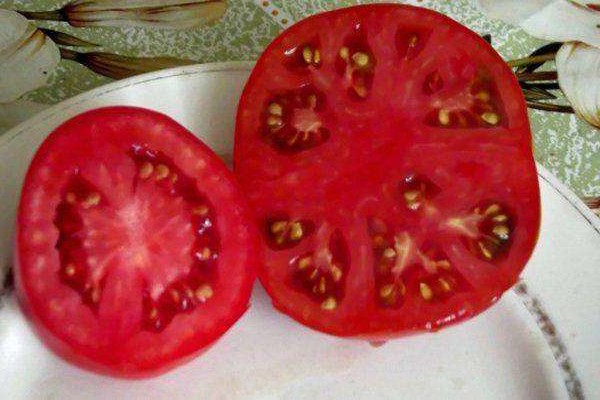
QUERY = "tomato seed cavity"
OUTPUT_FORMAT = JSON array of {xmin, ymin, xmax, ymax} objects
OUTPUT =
[
  {"xmin": 53, "ymin": 146, "xmax": 221, "ymax": 332},
  {"xmin": 266, "ymin": 216, "xmax": 315, "ymax": 250},
  {"xmin": 425, "ymin": 69, "xmax": 506, "ymax": 129},
  {"xmin": 263, "ymin": 87, "xmax": 330, "ymax": 152},
  {"xmin": 336, "ymin": 25, "xmax": 376, "ymax": 100},
  {"xmin": 400, "ymin": 174, "xmax": 440, "ymax": 211},
  {"xmin": 367, "ymin": 217, "xmax": 470, "ymax": 307},
  {"xmin": 284, "ymin": 38, "xmax": 322, "ymax": 71},
  {"xmin": 395, "ymin": 27, "xmax": 432, "ymax": 60},
  {"xmin": 289, "ymin": 228, "xmax": 349, "ymax": 310},
  {"xmin": 471, "ymin": 202, "xmax": 513, "ymax": 260}
]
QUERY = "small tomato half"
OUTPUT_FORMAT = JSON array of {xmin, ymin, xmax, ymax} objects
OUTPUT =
[{"xmin": 16, "ymin": 106, "xmax": 258, "ymax": 377}]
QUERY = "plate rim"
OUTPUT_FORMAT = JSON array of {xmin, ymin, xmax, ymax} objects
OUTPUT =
[{"xmin": 0, "ymin": 61, "xmax": 255, "ymax": 148}]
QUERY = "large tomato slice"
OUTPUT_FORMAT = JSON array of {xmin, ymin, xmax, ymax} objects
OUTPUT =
[
  {"xmin": 16, "ymin": 107, "xmax": 257, "ymax": 377},
  {"xmin": 234, "ymin": 5, "xmax": 540, "ymax": 337}
]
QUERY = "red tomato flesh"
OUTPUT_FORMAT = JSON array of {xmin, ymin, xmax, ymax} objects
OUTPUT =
[
  {"xmin": 234, "ymin": 5, "xmax": 540, "ymax": 337},
  {"xmin": 16, "ymin": 107, "xmax": 257, "ymax": 377}
]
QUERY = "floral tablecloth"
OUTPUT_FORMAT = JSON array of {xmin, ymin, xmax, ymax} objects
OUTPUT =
[{"xmin": 0, "ymin": 0, "xmax": 598, "ymax": 206}]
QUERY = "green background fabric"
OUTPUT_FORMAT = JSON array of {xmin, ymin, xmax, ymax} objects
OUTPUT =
[{"xmin": 0, "ymin": 0, "xmax": 598, "ymax": 200}]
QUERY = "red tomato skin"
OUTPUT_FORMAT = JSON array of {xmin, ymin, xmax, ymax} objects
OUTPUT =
[
  {"xmin": 15, "ymin": 106, "xmax": 260, "ymax": 378},
  {"xmin": 235, "ymin": 5, "xmax": 541, "ymax": 339}
]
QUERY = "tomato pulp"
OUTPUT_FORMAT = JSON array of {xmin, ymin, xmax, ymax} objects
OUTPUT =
[
  {"xmin": 16, "ymin": 107, "xmax": 257, "ymax": 377},
  {"xmin": 234, "ymin": 5, "xmax": 540, "ymax": 337}
]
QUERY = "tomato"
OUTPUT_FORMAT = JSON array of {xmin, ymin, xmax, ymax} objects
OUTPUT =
[
  {"xmin": 234, "ymin": 5, "xmax": 540, "ymax": 337},
  {"xmin": 16, "ymin": 107, "xmax": 257, "ymax": 377}
]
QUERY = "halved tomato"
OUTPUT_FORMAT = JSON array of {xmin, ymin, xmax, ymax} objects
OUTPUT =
[
  {"xmin": 16, "ymin": 107, "xmax": 257, "ymax": 377},
  {"xmin": 234, "ymin": 5, "xmax": 540, "ymax": 337}
]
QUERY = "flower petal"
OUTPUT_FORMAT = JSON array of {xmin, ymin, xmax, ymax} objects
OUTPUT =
[
  {"xmin": 60, "ymin": 48, "xmax": 195, "ymax": 80},
  {"xmin": 521, "ymin": 1, "xmax": 600, "ymax": 48},
  {"xmin": 69, "ymin": 0, "xmax": 221, "ymax": 9},
  {"xmin": 0, "ymin": 10, "xmax": 60, "ymax": 103},
  {"xmin": 556, "ymin": 42, "xmax": 600, "ymax": 128},
  {"xmin": 475, "ymin": 0, "xmax": 553, "ymax": 25},
  {"xmin": 65, "ymin": 0, "xmax": 227, "ymax": 29},
  {"xmin": 569, "ymin": 1, "xmax": 600, "ymax": 11},
  {"xmin": 476, "ymin": 0, "xmax": 600, "ymax": 48}
]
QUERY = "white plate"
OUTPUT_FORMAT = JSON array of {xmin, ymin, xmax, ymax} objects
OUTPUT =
[{"xmin": 0, "ymin": 62, "xmax": 598, "ymax": 400}]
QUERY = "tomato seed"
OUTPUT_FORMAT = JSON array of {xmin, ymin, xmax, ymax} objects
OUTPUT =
[
  {"xmin": 353, "ymin": 85, "xmax": 368, "ymax": 98},
  {"xmin": 436, "ymin": 259, "xmax": 451, "ymax": 270},
  {"xmin": 268, "ymin": 102, "xmax": 283, "ymax": 116},
  {"xmin": 481, "ymin": 112, "xmax": 499, "ymax": 125},
  {"xmin": 408, "ymin": 35, "xmax": 418, "ymax": 47},
  {"xmin": 493, "ymin": 214, "xmax": 508, "ymax": 222},
  {"xmin": 420, "ymin": 282, "xmax": 434, "ymax": 301},
  {"xmin": 438, "ymin": 109, "xmax": 450, "ymax": 126},
  {"xmin": 317, "ymin": 277, "xmax": 327, "ymax": 294},
  {"xmin": 139, "ymin": 162, "xmax": 154, "ymax": 179},
  {"xmin": 403, "ymin": 190, "xmax": 421, "ymax": 209},
  {"xmin": 298, "ymin": 256, "xmax": 312, "ymax": 270},
  {"xmin": 478, "ymin": 241, "xmax": 493, "ymax": 259},
  {"xmin": 195, "ymin": 285, "xmax": 213, "ymax": 302},
  {"xmin": 339, "ymin": 46, "xmax": 350, "ymax": 60},
  {"xmin": 302, "ymin": 46, "xmax": 313, "ymax": 64},
  {"xmin": 82, "ymin": 192, "xmax": 101, "ymax": 209},
  {"xmin": 321, "ymin": 296, "xmax": 337, "ymax": 310},
  {"xmin": 383, "ymin": 248, "xmax": 396, "ymax": 258},
  {"xmin": 270, "ymin": 221, "xmax": 287, "ymax": 234},
  {"xmin": 268, "ymin": 219, "xmax": 314, "ymax": 249},
  {"xmin": 484, "ymin": 204, "xmax": 501, "ymax": 216},
  {"xmin": 352, "ymin": 51, "xmax": 370, "ymax": 68},
  {"xmin": 379, "ymin": 283, "xmax": 395, "ymax": 299},
  {"xmin": 476, "ymin": 91, "xmax": 491, "ymax": 102},
  {"xmin": 379, "ymin": 281, "xmax": 406, "ymax": 306},
  {"xmin": 196, "ymin": 247, "xmax": 212, "ymax": 261},
  {"xmin": 330, "ymin": 265, "xmax": 343, "ymax": 282},
  {"xmin": 313, "ymin": 49, "xmax": 321, "ymax": 65},
  {"xmin": 492, "ymin": 224, "xmax": 510, "ymax": 240},
  {"xmin": 438, "ymin": 278, "xmax": 452, "ymax": 292},
  {"xmin": 65, "ymin": 192, "xmax": 77, "ymax": 204},
  {"xmin": 267, "ymin": 115, "xmax": 283, "ymax": 127},
  {"xmin": 289, "ymin": 222, "xmax": 303, "ymax": 240},
  {"xmin": 192, "ymin": 205, "xmax": 209, "ymax": 216},
  {"xmin": 155, "ymin": 164, "xmax": 170, "ymax": 180},
  {"xmin": 64, "ymin": 263, "xmax": 76, "ymax": 277}
]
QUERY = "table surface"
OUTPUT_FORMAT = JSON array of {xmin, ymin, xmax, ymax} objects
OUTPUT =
[{"xmin": 0, "ymin": 0, "xmax": 598, "ymax": 204}]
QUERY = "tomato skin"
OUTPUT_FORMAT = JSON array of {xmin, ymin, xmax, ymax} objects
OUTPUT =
[
  {"xmin": 235, "ymin": 5, "xmax": 540, "ymax": 338},
  {"xmin": 16, "ymin": 107, "xmax": 259, "ymax": 377}
]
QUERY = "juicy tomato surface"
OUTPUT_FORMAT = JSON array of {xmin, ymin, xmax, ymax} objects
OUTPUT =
[
  {"xmin": 16, "ymin": 107, "xmax": 257, "ymax": 377},
  {"xmin": 234, "ymin": 5, "xmax": 540, "ymax": 337}
]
